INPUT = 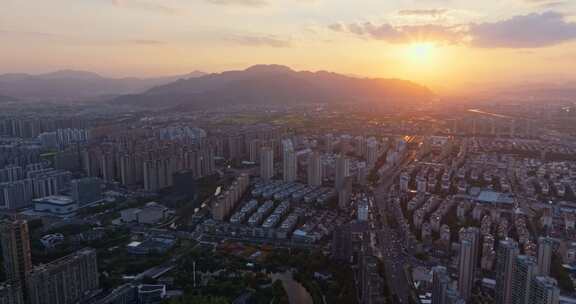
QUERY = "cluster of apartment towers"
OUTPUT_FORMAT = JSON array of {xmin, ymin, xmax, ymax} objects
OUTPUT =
[
  {"xmin": 433, "ymin": 229, "xmax": 559, "ymax": 304},
  {"xmin": 211, "ymin": 138, "xmax": 356, "ymax": 221},
  {"xmin": 0, "ymin": 219, "xmax": 99, "ymax": 304}
]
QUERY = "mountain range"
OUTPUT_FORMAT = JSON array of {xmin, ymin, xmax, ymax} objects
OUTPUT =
[
  {"xmin": 486, "ymin": 82, "xmax": 576, "ymax": 102},
  {"xmin": 114, "ymin": 65, "xmax": 434, "ymax": 109},
  {"xmin": 0, "ymin": 70, "xmax": 206, "ymax": 102}
]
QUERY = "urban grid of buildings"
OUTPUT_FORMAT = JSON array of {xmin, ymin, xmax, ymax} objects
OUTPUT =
[{"xmin": 0, "ymin": 102, "xmax": 575, "ymax": 304}]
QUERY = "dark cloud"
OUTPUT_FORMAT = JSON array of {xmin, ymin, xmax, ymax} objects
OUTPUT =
[
  {"xmin": 470, "ymin": 11, "xmax": 576, "ymax": 48},
  {"xmin": 327, "ymin": 23, "xmax": 344, "ymax": 32}
]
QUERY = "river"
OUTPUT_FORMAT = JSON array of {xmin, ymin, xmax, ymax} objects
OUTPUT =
[
  {"xmin": 271, "ymin": 271, "xmax": 313, "ymax": 304},
  {"xmin": 467, "ymin": 108, "xmax": 513, "ymax": 119}
]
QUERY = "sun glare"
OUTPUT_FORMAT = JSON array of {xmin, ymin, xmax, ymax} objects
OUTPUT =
[{"xmin": 407, "ymin": 42, "xmax": 436, "ymax": 62}]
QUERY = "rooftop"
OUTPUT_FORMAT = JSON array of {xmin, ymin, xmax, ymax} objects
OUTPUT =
[{"xmin": 33, "ymin": 195, "xmax": 75, "ymax": 205}]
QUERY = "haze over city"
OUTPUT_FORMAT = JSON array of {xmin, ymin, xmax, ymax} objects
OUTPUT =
[{"xmin": 1, "ymin": 1, "xmax": 576, "ymax": 304}]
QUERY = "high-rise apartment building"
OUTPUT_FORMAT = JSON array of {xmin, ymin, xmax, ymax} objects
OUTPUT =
[
  {"xmin": 282, "ymin": 139, "xmax": 297, "ymax": 183},
  {"xmin": 355, "ymin": 136, "xmax": 367, "ymax": 157},
  {"xmin": 458, "ymin": 240, "xmax": 474, "ymax": 300},
  {"xmin": 211, "ymin": 174, "xmax": 250, "ymax": 221},
  {"xmin": 512, "ymin": 255, "xmax": 538, "ymax": 304},
  {"xmin": 0, "ymin": 220, "xmax": 32, "ymax": 294},
  {"xmin": 366, "ymin": 138, "xmax": 379, "ymax": 168},
  {"xmin": 71, "ymin": 177, "xmax": 102, "ymax": 207},
  {"xmin": 338, "ymin": 176, "xmax": 353, "ymax": 210},
  {"xmin": 226, "ymin": 136, "xmax": 245, "ymax": 161},
  {"xmin": 260, "ymin": 146, "xmax": 274, "ymax": 180},
  {"xmin": 0, "ymin": 282, "xmax": 24, "ymax": 304},
  {"xmin": 335, "ymin": 154, "xmax": 350, "ymax": 190},
  {"xmin": 143, "ymin": 159, "xmax": 174, "ymax": 192},
  {"xmin": 458, "ymin": 227, "xmax": 480, "ymax": 300},
  {"xmin": 307, "ymin": 152, "xmax": 323, "ymax": 187},
  {"xmin": 324, "ymin": 134, "xmax": 334, "ymax": 153},
  {"xmin": 339, "ymin": 135, "xmax": 351, "ymax": 154},
  {"xmin": 331, "ymin": 224, "xmax": 352, "ymax": 263},
  {"xmin": 100, "ymin": 152, "xmax": 116, "ymax": 182},
  {"xmin": 27, "ymin": 248, "xmax": 99, "ymax": 304},
  {"xmin": 530, "ymin": 276, "xmax": 560, "ymax": 304},
  {"xmin": 432, "ymin": 266, "xmax": 464, "ymax": 304},
  {"xmin": 248, "ymin": 139, "xmax": 261, "ymax": 163},
  {"xmin": 537, "ymin": 237, "xmax": 554, "ymax": 276},
  {"xmin": 432, "ymin": 266, "xmax": 451, "ymax": 304},
  {"xmin": 496, "ymin": 239, "xmax": 520, "ymax": 304},
  {"xmin": 0, "ymin": 179, "xmax": 34, "ymax": 210},
  {"xmin": 119, "ymin": 153, "xmax": 139, "ymax": 186},
  {"xmin": 0, "ymin": 165, "xmax": 24, "ymax": 183}
]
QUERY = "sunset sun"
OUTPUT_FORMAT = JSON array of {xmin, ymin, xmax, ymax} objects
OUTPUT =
[{"xmin": 407, "ymin": 42, "xmax": 437, "ymax": 62}]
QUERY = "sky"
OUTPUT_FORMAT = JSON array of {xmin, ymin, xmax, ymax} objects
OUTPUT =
[{"xmin": 1, "ymin": 0, "xmax": 576, "ymax": 93}]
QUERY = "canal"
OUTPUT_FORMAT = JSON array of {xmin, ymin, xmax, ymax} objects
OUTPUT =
[{"xmin": 271, "ymin": 271, "xmax": 313, "ymax": 304}]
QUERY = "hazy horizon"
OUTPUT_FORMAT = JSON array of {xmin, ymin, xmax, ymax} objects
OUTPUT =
[{"xmin": 2, "ymin": 0, "xmax": 576, "ymax": 95}]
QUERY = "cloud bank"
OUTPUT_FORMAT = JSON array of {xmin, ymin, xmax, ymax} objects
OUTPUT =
[
  {"xmin": 111, "ymin": 0, "xmax": 182, "ymax": 15},
  {"xmin": 222, "ymin": 34, "xmax": 292, "ymax": 47},
  {"xmin": 205, "ymin": 0, "xmax": 268, "ymax": 7},
  {"xmin": 330, "ymin": 11, "xmax": 576, "ymax": 48},
  {"xmin": 470, "ymin": 11, "xmax": 576, "ymax": 48}
]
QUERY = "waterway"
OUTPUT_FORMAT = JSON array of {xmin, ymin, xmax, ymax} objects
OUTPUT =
[
  {"xmin": 271, "ymin": 271, "xmax": 313, "ymax": 304},
  {"xmin": 467, "ymin": 109, "xmax": 513, "ymax": 119}
]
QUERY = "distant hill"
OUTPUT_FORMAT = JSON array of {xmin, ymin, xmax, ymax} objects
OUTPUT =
[
  {"xmin": 0, "ymin": 70, "xmax": 206, "ymax": 102},
  {"xmin": 114, "ymin": 65, "xmax": 433, "ymax": 109},
  {"xmin": 452, "ymin": 81, "xmax": 576, "ymax": 104},
  {"xmin": 495, "ymin": 82, "xmax": 576, "ymax": 101}
]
